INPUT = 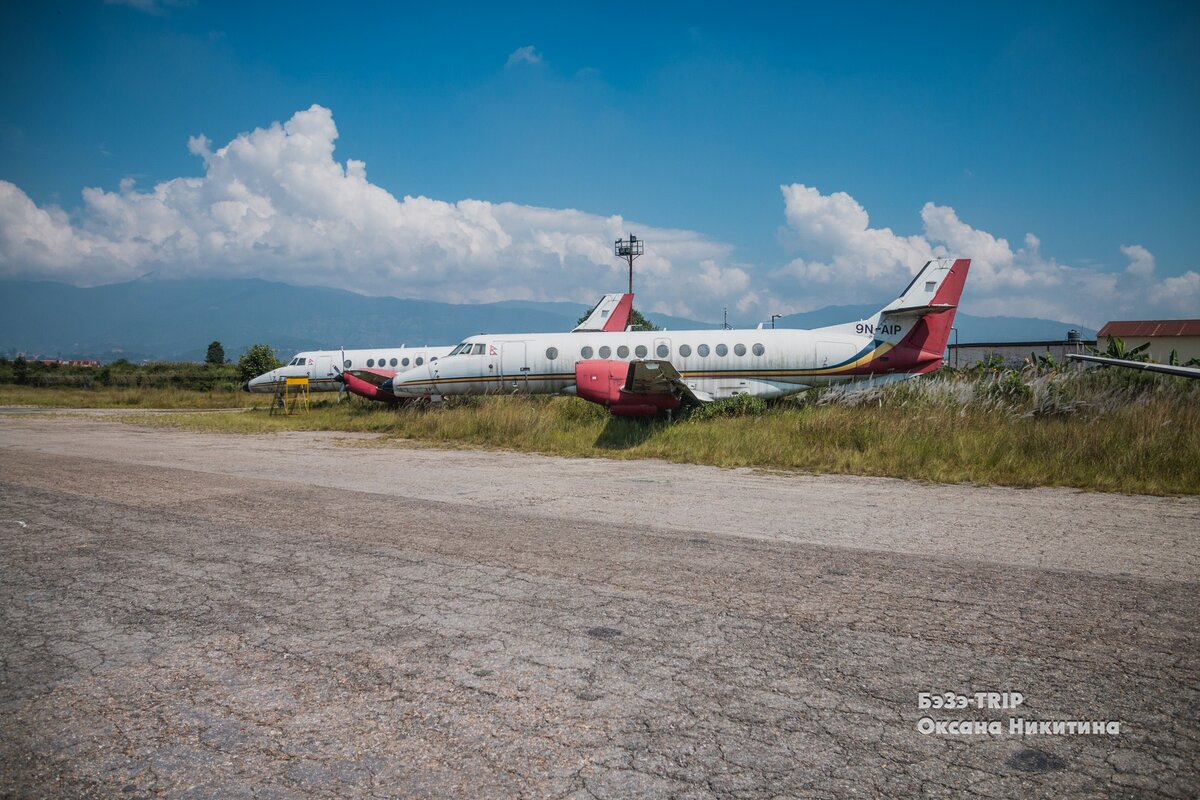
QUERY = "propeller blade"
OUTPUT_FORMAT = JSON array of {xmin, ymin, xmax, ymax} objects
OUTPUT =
[{"xmin": 337, "ymin": 347, "xmax": 346, "ymax": 402}]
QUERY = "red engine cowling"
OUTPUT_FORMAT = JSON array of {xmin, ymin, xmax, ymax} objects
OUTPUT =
[
  {"xmin": 342, "ymin": 371, "xmax": 402, "ymax": 405},
  {"xmin": 574, "ymin": 359, "xmax": 681, "ymax": 417}
]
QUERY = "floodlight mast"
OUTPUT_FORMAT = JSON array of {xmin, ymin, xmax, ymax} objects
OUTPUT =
[{"xmin": 614, "ymin": 233, "xmax": 644, "ymax": 294}]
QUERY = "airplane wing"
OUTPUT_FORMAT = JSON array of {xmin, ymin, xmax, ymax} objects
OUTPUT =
[
  {"xmin": 1066, "ymin": 353, "xmax": 1200, "ymax": 379},
  {"xmin": 624, "ymin": 360, "xmax": 712, "ymax": 404},
  {"xmin": 345, "ymin": 367, "xmax": 397, "ymax": 386}
]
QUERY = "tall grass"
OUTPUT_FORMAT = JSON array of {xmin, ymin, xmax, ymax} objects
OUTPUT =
[{"xmin": 107, "ymin": 367, "xmax": 1200, "ymax": 495}]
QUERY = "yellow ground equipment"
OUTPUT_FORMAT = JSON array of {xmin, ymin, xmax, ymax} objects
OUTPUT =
[{"xmin": 270, "ymin": 376, "xmax": 310, "ymax": 415}]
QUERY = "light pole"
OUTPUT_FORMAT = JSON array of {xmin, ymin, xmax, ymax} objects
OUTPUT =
[
  {"xmin": 770, "ymin": 313, "xmax": 782, "ymax": 330},
  {"xmin": 614, "ymin": 234, "xmax": 644, "ymax": 294}
]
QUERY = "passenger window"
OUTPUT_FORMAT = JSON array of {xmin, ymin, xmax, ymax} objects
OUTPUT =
[
  {"xmin": 344, "ymin": 359, "xmax": 352, "ymax": 369},
  {"xmin": 416, "ymin": 357, "xmax": 424, "ymax": 366},
  {"xmin": 617, "ymin": 345, "xmax": 629, "ymax": 358},
  {"xmin": 753, "ymin": 343, "xmax": 765, "ymax": 356},
  {"xmin": 402, "ymin": 358, "xmax": 410, "ymax": 367},
  {"xmin": 734, "ymin": 344, "xmax": 746, "ymax": 356},
  {"xmin": 546, "ymin": 347, "xmax": 558, "ymax": 360},
  {"xmin": 679, "ymin": 344, "xmax": 691, "ymax": 357},
  {"xmin": 390, "ymin": 358, "xmax": 398, "ymax": 367},
  {"xmin": 581, "ymin": 346, "xmax": 594, "ymax": 359},
  {"xmin": 635, "ymin": 345, "xmax": 648, "ymax": 358},
  {"xmin": 367, "ymin": 359, "xmax": 375, "ymax": 367},
  {"xmin": 656, "ymin": 344, "xmax": 669, "ymax": 358},
  {"xmin": 697, "ymin": 344, "xmax": 710, "ymax": 357},
  {"xmin": 716, "ymin": 344, "xmax": 728, "ymax": 356},
  {"xmin": 599, "ymin": 346, "xmax": 612, "ymax": 358}
]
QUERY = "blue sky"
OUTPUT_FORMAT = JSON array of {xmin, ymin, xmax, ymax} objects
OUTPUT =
[{"xmin": 1, "ymin": 1, "xmax": 1197, "ymax": 326}]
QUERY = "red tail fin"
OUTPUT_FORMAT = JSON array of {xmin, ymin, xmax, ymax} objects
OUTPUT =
[
  {"xmin": 890, "ymin": 258, "xmax": 971, "ymax": 372},
  {"xmin": 603, "ymin": 293, "xmax": 635, "ymax": 332}
]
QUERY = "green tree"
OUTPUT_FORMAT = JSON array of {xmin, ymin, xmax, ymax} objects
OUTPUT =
[
  {"xmin": 205, "ymin": 340, "xmax": 226, "ymax": 365},
  {"xmin": 1093, "ymin": 335, "xmax": 1150, "ymax": 362},
  {"xmin": 237, "ymin": 344, "xmax": 281, "ymax": 383},
  {"xmin": 12, "ymin": 355, "xmax": 29, "ymax": 385},
  {"xmin": 627, "ymin": 307, "xmax": 661, "ymax": 332}
]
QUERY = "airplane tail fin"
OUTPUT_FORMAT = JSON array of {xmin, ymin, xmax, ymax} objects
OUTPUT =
[
  {"xmin": 873, "ymin": 258, "xmax": 971, "ymax": 372},
  {"xmin": 574, "ymin": 293, "xmax": 634, "ymax": 332}
]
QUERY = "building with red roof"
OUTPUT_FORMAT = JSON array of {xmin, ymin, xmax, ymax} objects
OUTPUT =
[{"xmin": 1096, "ymin": 320, "xmax": 1200, "ymax": 362}]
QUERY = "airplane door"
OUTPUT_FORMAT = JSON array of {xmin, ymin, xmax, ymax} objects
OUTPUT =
[
  {"xmin": 653, "ymin": 337, "xmax": 673, "ymax": 362},
  {"xmin": 499, "ymin": 342, "xmax": 529, "ymax": 391},
  {"xmin": 315, "ymin": 355, "xmax": 332, "ymax": 380},
  {"xmin": 482, "ymin": 342, "xmax": 500, "ymax": 392}
]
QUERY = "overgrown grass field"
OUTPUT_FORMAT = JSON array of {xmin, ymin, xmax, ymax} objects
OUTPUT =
[
  {"xmin": 0, "ymin": 385, "xmax": 257, "ymax": 408},
  {"xmin": 56, "ymin": 367, "xmax": 1197, "ymax": 496}
]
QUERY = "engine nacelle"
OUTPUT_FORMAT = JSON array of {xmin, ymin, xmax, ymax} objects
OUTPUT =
[
  {"xmin": 342, "ymin": 371, "xmax": 402, "ymax": 405},
  {"xmin": 574, "ymin": 359, "xmax": 682, "ymax": 417}
]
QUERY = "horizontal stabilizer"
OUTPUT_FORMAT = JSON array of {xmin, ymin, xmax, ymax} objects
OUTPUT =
[{"xmin": 879, "ymin": 303, "xmax": 956, "ymax": 319}]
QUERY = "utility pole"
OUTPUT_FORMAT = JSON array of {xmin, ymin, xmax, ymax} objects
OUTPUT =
[
  {"xmin": 614, "ymin": 233, "xmax": 644, "ymax": 294},
  {"xmin": 771, "ymin": 313, "xmax": 782, "ymax": 330}
]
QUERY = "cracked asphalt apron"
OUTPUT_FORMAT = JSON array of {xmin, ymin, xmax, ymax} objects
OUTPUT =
[{"xmin": 1, "ymin": 413, "xmax": 1197, "ymax": 798}]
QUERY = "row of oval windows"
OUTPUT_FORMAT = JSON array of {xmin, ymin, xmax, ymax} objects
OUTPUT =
[
  {"xmin": 545, "ymin": 343, "xmax": 767, "ymax": 360},
  {"xmin": 350, "ymin": 356, "xmax": 429, "ymax": 369}
]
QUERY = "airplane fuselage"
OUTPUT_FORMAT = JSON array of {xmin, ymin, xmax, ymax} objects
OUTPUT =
[
  {"xmin": 384, "ymin": 258, "xmax": 971, "ymax": 408},
  {"xmin": 386, "ymin": 325, "xmax": 931, "ymax": 401}
]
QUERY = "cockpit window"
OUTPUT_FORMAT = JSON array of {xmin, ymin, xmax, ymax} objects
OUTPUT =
[{"xmin": 473, "ymin": 343, "xmax": 486, "ymax": 355}]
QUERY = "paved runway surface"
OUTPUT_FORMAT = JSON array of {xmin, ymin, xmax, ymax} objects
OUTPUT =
[{"xmin": 1, "ymin": 414, "xmax": 1197, "ymax": 798}]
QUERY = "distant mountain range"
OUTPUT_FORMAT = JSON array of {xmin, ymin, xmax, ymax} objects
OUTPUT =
[{"xmin": 0, "ymin": 277, "xmax": 1097, "ymax": 362}]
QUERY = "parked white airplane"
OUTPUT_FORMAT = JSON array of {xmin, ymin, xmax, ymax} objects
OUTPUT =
[
  {"xmin": 379, "ymin": 258, "xmax": 971, "ymax": 416},
  {"xmin": 241, "ymin": 344, "xmax": 453, "ymax": 394},
  {"xmin": 240, "ymin": 293, "xmax": 636, "ymax": 398}
]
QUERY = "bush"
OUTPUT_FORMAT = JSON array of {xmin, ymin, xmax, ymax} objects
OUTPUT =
[
  {"xmin": 237, "ymin": 344, "xmax": 281, "ymax": 383},
  {"xmin": 688, "ymin": 393, "xmax": 768, "ymax": 421},
  {"xmin": 980, "ymin": 370, "xmax": 1033, "ymax": 407}
]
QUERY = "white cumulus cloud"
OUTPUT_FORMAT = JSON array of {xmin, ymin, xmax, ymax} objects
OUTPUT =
[
  {"xmin": 0, "ymin": 105, "xmax": 747, "ymax": 318},
  {"xmin": 0, "ymin": 106, "xmax": 1195, "ymax": 328},
  {"xmin": 770, "ymin": 183, "xmax": 1199, "ymax": 325}
]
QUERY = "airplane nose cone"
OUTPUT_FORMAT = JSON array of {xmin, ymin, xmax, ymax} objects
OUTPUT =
[{"xmin": 241, "ymin": 381, "xmax": 251, "ymax": 393}]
